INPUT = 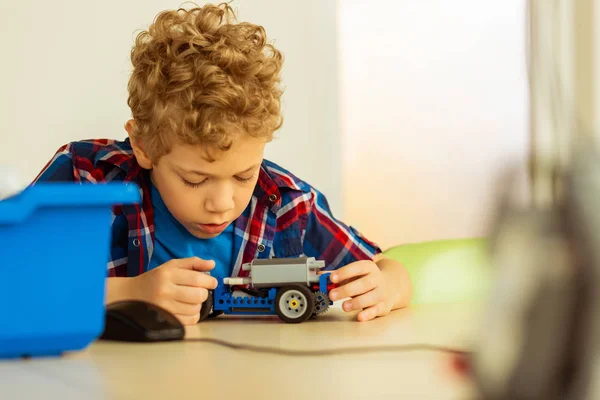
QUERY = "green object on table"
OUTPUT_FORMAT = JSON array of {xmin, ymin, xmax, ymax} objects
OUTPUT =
[{"xmin": 383, "ymin": 238, "xmax": 493, "ymax": 305}]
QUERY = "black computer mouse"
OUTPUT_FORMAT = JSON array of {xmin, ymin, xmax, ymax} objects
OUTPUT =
[{"xmin": 100, "ymin": 300, "xmax": 185, "ymax": 342}]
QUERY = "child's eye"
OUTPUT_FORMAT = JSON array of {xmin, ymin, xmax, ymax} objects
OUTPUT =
[
  {"xmin": 235, "ymin": 175, "xmax": 255, "ymax": 183},
  {"xmin": 182, "ymin": 178, "xmax": 207, "ymax": 188},
  {"xmin": 235, "ymin": 175, "xmax": 254, "ymax": 183}
]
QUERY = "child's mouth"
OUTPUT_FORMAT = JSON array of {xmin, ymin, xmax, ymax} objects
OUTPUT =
[{"xmin": 196, "ymin": 222, "xmax": 229, "ymax": 234}]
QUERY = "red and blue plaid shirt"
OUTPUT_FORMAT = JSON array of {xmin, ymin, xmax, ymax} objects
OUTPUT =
[{"xmin": 33, "ymin": 139, "xmax": 381, "ymax": 277}]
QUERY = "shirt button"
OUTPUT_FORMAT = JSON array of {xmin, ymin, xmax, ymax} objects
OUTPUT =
[
  {"xmin": 133, "ymin": 239, "xmax": 140, "ymax": 247},
  {"xmin": 268, "ymin": 194, "xmax": 278, "ymax": 202},
  {"xmin": 257, "ymin": 244, "xmax": 266, "ymax": 252}
]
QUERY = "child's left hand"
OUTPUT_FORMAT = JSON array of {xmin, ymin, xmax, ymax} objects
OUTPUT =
[{"xmin": 328, "ymin": 260, "xmax": 399, "ymax": 322}]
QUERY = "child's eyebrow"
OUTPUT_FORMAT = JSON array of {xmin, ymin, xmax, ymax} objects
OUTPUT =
[{"xmin": 178, "ymin": 164, "xmax": 260, "ymax": 177}]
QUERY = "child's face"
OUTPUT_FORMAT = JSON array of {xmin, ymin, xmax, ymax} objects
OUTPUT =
[{"xmin": 148, "ymin": 134, "xmax": 266, "ymax": 239}]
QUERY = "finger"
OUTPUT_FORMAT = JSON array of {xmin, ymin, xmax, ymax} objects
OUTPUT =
[
  {"xmin": 336, "ymin": 275, "xmax": 360, "ymax": 287},
  {"xmin": 330, "ymin": 261, "xmax": 376, "ymax": 284},
  {"xmin": 173, "ymin": 285, "xmax": 208, "ymax": 305},
  {"xmin": 176, "ymin": 313, "xmax": 201, "ymax": 326},
  {"xmin": 171, "ymin": 257, "xmax": 216, "ymax": 272},
  {"xmin": 172, "ymin": 268, "xmax": 218, "ymax": 289},
  {"xmin": 341, "ymin": 288, "xmax": 383, "ymax": 312},
  {"xmin": 170, "ymin": 300, "xmax": 202, "ymax": 316},
  {"xmin": 357, "ymin": 303, "xmax": 385, "ymax": 322},
  {"xmin": 329, "ymin": 273, "xmax": 377, "ymax": 301}
]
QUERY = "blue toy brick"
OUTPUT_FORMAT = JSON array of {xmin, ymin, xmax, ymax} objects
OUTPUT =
[
  {"xmin": 0, "ymin": 183, "xmax": 140, "ymax": 358},
  {"xmin": 213, "ymin": 282, "xmax": 277, "ymax": 315},
  {"xmin": 319, "ymin": 272, "xmax": 331, "ymax": 294}
]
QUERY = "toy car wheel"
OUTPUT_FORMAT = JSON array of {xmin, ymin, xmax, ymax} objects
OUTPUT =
[
  {"xmin": 198, "ymin": 291, "xmax": 214, "ymax": 322},
  {"xmin": 275, "ymin": 285, "xmax": 315, "ymax": 323}
]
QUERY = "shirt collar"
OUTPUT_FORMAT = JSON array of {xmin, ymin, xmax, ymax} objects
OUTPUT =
[{"xmin": 94, "ymin": 138, "xmax": 141, "ymax": 182}]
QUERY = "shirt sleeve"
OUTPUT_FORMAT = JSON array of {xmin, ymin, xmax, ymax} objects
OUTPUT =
[
  {"xmin": 32, "ymin": 143, "xmax": 77, "ymax": 183},
  {"xmin": 302, "ymin": 187, "xmax": 382, "ymax": 270}
]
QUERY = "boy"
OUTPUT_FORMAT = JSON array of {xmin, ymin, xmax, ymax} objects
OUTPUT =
[{"xmin": 34, "ymin": 3, "xmax": 412, "ymax": 324}]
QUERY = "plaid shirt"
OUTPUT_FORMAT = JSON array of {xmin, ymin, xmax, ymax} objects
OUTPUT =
[{"xmin": 33, "ymin": 139, "xmax": 381, "ymax": 277}]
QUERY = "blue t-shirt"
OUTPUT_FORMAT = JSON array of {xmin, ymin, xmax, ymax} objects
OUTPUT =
[{"xmin": 147, "ymin": 181, "xmax": 235, "ymax": 282}]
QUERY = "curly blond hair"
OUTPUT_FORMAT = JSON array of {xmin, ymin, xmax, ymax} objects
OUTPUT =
[{"xmin": 127, "ymin": 3, "xmax": 283, "ymax": 161}]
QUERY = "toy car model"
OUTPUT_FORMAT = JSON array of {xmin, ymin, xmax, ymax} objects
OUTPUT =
[{"xmin": 199, "ymin": 256, "xmax": 337, "ymax": 323}]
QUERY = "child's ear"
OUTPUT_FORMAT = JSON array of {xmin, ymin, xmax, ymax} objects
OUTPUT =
[{"xmin": 125, "ymin": 119, "xmax": 152, "ymax": 170}]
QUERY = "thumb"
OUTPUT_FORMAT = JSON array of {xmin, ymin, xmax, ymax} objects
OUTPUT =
[{"xmin": 174, "ymin": 257, "xmax": 215, "ymax": 272}]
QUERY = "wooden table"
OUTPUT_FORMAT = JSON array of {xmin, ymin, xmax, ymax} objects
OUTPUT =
[{"xmin": 0, "ymin": 302, "xmax": 483, "ymax": 399}]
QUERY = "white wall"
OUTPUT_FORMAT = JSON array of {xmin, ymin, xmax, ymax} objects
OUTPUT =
[
  {"xmin": 0, "ymin": 0, "xmax": 342, "ymax": 215},
  {"xmin": 339, "ymin": 0, "xmax": 529, "ymax": 249}
]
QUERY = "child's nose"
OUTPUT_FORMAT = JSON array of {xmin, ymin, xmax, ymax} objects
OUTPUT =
[
  {"xmin": 205, "ymin": 187, "xmax": 235, "ymax": 214},
  {"xmin": 206, "ymin": 198, "xmax": 234, "ymax": 214}
]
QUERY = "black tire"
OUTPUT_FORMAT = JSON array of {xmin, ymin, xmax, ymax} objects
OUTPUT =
[
  {"xmin": 198, "ymin": 291, "xmax": 214, "ymax": 322},
  {"xmin": 275, "ymin": 285, "xmax": 315, "ymax": 323},
  {"xmin": 208, "ymin": 310, "xmax": 224, "ymax": 319}
]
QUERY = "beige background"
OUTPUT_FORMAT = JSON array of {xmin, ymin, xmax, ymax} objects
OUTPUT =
[{"xmin": 339, "ymin": 0, "xmax": 530, "ymax": 250}]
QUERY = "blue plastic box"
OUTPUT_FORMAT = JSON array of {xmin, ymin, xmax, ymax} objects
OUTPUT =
[{"xmin": 0, "ymin": 183, "xmax": 140, "ymax": 358}]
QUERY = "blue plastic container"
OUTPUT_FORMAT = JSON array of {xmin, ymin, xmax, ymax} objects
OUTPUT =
[{"xmin": 0, "ymin": 183, "xmax": 140, "ymax": 358}]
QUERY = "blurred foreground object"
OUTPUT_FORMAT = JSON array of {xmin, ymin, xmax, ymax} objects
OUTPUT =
[
  {"xmin": 0, "ymin": 183, "xmax": 140, "ymax": 358},
  {"xmin": 469, "ymin": 143, "xmax": 600, "ymax": 399}
]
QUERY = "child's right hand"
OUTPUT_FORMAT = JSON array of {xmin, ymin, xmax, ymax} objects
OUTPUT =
[{"xmin": 129, "ymin": 257, "xmax": 218, "ymax": 325}]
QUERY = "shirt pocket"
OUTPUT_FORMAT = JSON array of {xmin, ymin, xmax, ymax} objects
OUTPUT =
[{"xmin": 272, "ymin": 220, "xmax": 304, "ymax": 258}]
